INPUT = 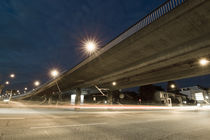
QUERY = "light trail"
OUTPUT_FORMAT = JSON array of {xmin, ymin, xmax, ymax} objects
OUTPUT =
[
  {"xmin": 2, "ymin": 101, "xmax": 210, "ymax": 111},
  {"xmin": 30, "ymin": 122, "xmax": 107, "ymax": 129}
]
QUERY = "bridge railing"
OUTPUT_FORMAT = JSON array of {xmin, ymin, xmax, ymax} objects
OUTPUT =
[
  {"xmin": 136, "ymin": 0, "xmax": 185, "ymax": 29},
  {"xmin": 104, "ymin": 0, "xmax": 186, "ymax": 51}
]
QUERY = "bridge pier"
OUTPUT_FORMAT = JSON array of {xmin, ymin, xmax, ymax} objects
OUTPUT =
[
  {"xmin": 107, "ymin": 92, "xmax": 113, "ymax": 104},
  {"xmin": 48, "ymin": 96, "xmax": 52, "ymax": 104},
  {"xmin": 75, "ymin": 88, "xmax": 81, "ymax": 105}
]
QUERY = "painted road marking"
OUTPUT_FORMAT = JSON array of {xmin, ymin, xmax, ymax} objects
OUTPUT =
[
  {"xmin": 30, "ymin": 122, "xmax": 107, "ymax": 129},
  {"xmin": 0, "ymin": 118, "xmax": 25, "ymax": 120}
]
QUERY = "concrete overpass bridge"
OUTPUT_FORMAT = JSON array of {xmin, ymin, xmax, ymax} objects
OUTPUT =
[{"xmin": 18, "ymin": 0, "xmax": 210, "ymax": 100}]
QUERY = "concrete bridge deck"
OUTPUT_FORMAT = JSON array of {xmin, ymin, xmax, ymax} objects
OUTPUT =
[{"xmin": 20, "ymin": 0, "xmax": 210, "ymax": 98}]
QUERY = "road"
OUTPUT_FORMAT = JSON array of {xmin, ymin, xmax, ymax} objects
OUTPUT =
[{"xmin": 0, "ymin": 102, "xmax": 210, "ymax": 140}]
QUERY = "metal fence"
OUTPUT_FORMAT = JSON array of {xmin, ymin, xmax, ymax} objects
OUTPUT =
[
  {"xmin": 136, "ymin": 0, "xmax": 185, "ymax": 30},
  {"xmin": 105, "ymin": 0, "xmax": 186, "ymax": 50}
]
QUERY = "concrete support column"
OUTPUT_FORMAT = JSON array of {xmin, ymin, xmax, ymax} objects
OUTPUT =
[
  {"xmin": 56, "ymin": 82, "xmax": 62, "ymax": 101},
  {"xmin": 75, "ymin": 88, "xmax": 81, "ymax": 105},
  {"xmin": 107, "ymin": 91, "xmax": 113, "ymax": 104},
  {"xmin": 48, "ymin": 96, "xmax": 52, "ymax": 104}
]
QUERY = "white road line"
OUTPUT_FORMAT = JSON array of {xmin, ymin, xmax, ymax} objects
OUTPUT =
[
  {"xmin": 30, "ymin": 122, "xmax": 107, "ymax": 129},
  {"xmin": 52, "ymin": 116, "xmax": 78, "ymax": 119},
  {"xmin": 0, "ymin": 118, "xmax": 25, "ymax": 120}
]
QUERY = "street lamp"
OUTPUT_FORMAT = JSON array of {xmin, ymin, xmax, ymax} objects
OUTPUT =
[
  {"xmin": 5, "ymin": 81, "xmax": 10, "ymax": 85},
  {"xmin": 50, "ymin": 69, "xmax": 59, "ymax": 78},
  {"xmin": 50, "ymin": 69, "xmax": 62, "ymax": 101},
  {"xmin": 112, "ymin": 81, "xmax": 117, "ymax": 86},
  {"xmin": 199, "ymin": 58, "xmax": 209, "ymax": 66},
  {"xmin": 24, "ymin": 87, "xmax": 28, "ymax": 91},
  {"xmin": 85, "ymin": 41, "xmax": 96, "ymax": 52},
  {"xmin": 82, "ymin": 39, "xmax": 98, "ymax": 55},
  {"xmin": 10, "ymin": 74, "xmax": 15, "ymax": 78},
  {"xmin": 34, "ymin": 81, "xmax": 40, "ymax": 87},
  {"xmin": 170, "ymin": 84, "xmax": 175, "ymax": 89}
]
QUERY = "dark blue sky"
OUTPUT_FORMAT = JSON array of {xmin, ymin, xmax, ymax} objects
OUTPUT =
[{"xmin": 1, "ymin": 0, "xmax": 210, "ymax": 91}]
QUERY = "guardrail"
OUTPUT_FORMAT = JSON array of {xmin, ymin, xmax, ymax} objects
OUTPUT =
[
  {"xmin": 135, "ymin": 0, "xmax": 185, "ymax": 29},
  {"xmin": 105, "ymin": 0, "xmax": 186, "ymax": 50}
]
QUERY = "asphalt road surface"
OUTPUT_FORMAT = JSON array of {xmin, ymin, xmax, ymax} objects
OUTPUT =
[{"xmin": 0, "ymin": 102, "xmax": 210, "ymax": 140}]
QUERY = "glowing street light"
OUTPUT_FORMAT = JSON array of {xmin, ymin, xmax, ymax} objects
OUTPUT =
[
  {"xmin": 82, "ymin": 39, "xmax": 98, "ymax": 55},
  {"xmin": 50, "ymin": 69, "xmax": 62, "ymax": 100},
  {"xmin": 85, "ymin": 41, "xmax": 96, "ymax": 52},
  {"xmin": 24, "ymin": 87, "xmax": 28, "ymax": 91},
  {"xmin": 112, "ymin": 81, "xmax": 117, "ymax": 86},
  {"xmin": 50, "ymin": 69, "xmax": 59, "ymax": 78},
  {"xmin": 170, "ymin": 84, "xmax": 175, "ymax": 89},
  {"xmin": 199, "ymin": 58, "xmax": 209, "ymax": 66},
  {"xmin": 10, "ymin": 74, "xmax": 15, "ymax": 78},
  {"xmin": 5, "ymin": 81, "xmax": 10, "ymax": 85},
  {"xmin": 34, "ymin": 81, "xmax": 40, "ymax": 87}
]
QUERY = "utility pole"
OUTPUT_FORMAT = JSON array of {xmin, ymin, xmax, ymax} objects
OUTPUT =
[{"xmin": 56, "ymin": 81, "xmax": 62, "ymax": 101}]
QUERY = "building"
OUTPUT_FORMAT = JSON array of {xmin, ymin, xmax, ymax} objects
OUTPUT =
[
  {"xmin": 180, "ymin": 86, "xmax": 210, "ymax": 104},
  {"xmin": 153, "ymin": 91, "xmax": 187, "ymax": 106},
  {"xmin": 139, "ymin": 85, "xmax": 187, "ymax": 106},
  {"xmin": 84, "ymin": 90, "xmax": 139, "ymax": 105}
]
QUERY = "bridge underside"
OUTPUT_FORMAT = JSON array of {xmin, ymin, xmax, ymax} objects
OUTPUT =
[{"xmin": 21, "ymin": 0, "xmax": 210, "ymax": 98}]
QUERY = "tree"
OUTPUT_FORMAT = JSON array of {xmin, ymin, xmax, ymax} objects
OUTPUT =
[{"xmin": 0, "ymin": 84, "xmax": 5, "ymax": 94}]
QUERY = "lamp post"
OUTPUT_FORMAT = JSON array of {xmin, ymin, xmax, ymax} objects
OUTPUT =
[
  {"xmin": 4, "ymin": 73, "xmax": 15, "ymax": 99},
  {"xmin": 50, "ymin": 69, "xmax": 62, "ymax": 101},
  {"xmin": 24, "ymin": 87, "xmax": 28, "ymax": 93}
]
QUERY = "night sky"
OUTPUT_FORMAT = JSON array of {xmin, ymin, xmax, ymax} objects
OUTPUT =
[{"xmin": 1, "ymin": 0, "xmax": 210, "ymax": 91}]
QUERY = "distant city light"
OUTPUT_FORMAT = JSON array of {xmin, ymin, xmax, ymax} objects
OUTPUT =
[
  {"xmin": 34, "ymin": 81, "xmax": 40, "ymax": 87},
  {"xmin": 112, "ymin": 82, "xmax": 117, "ymax": 86},
  {"xmin": 199, "ymin": 58, "xmax": 209, "ymax": 66},
  {"xmin": 5, "ymin": 81, "xmax": 10, "ymax": 85},
  {"xmin": 17, "ymin": 90, "xmax": 20, "ymax": 93},
  {"xmin": 24, "ymin": 87, "xmax": 28, "ymax": 91},
  {"xmin": 10, "ymin": 74, "xmax": 15, "ymax": 78},
  {"xmin": 50, "ymin": 69, "xmax": 59, "ymax": 78}
]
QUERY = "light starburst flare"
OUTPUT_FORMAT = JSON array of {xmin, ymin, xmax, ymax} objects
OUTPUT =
[{"xmin": 82, "ymin": 38, "xmax": 99, "ymax": 55}]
